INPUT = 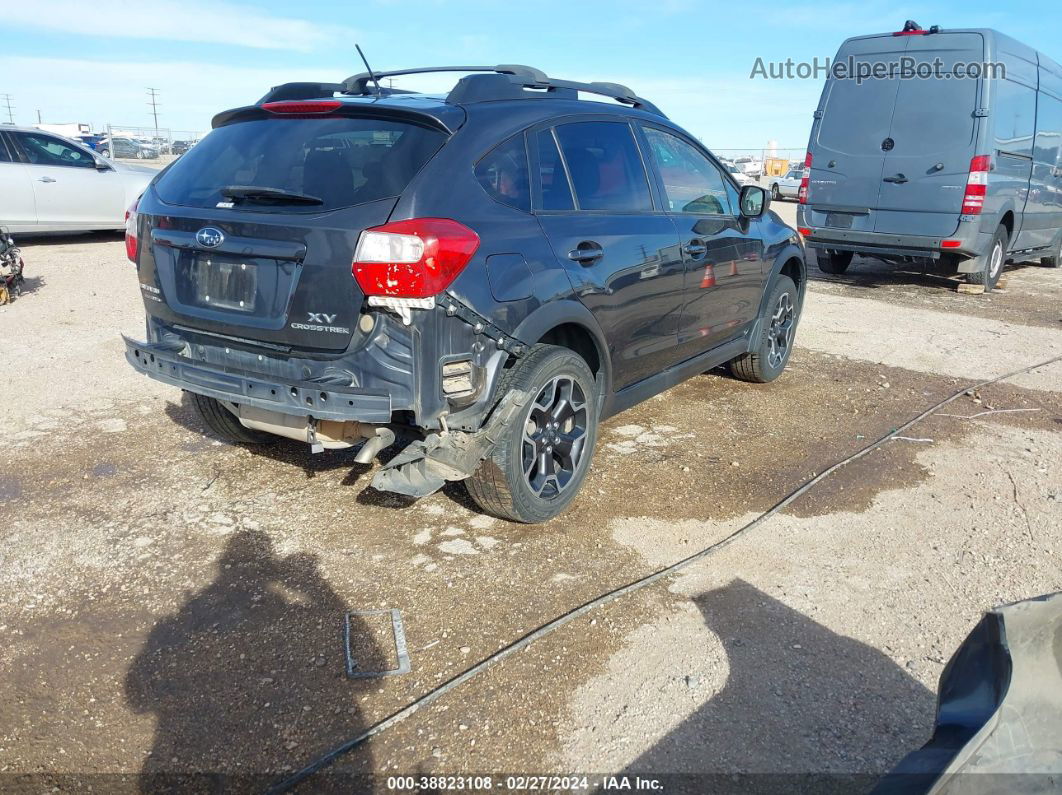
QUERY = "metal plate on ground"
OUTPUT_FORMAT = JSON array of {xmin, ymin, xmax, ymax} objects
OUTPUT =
[{"xmin": 344, "ymin": 608, "xmax": 411, "ymax": 678}]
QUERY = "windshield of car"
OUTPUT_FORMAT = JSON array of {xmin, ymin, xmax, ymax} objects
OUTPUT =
[{"xmin": 155, "ymin": 116, "xmax": 447, "ymax": 212}]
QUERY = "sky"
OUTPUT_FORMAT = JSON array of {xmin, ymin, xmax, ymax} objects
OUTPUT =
[{"xmin": 2, "ymin": 0, "xmax": 1060, "ymax": 154}]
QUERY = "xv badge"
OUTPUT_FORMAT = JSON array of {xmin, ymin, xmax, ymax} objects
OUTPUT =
[{"xmin": 307, "ymin": 312, "xmax": 337, "ymax": 324}]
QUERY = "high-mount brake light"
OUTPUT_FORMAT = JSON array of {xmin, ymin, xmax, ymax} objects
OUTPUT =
[
  {"xmin": 353, "ymin": 218, "xmax": 480, "ymax": 301},
  {"xmin": 125, "ymin": 197, "xmax": 139, "ymax": 262},
  {"xmin": 261, "ymin": 100, "xmax": 342, "ymax": 114},
  {"xmin": 798, "ymin": 151, "xmax": 812, "ymax": 204},
  {"xmin": 961, "ymin": 155, "xmax": 991, "ymax": 215}
]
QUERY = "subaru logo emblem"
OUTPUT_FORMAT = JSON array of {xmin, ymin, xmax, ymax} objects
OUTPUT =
[{"xmin": 196, "ymin": 227, "xmax": 224, "ymax": 248}]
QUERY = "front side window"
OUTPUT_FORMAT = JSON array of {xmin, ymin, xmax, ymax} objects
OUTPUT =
[
  {"xmin": 0, "ymin": 136, "xmax": 12, "ymax": 163},
  {"xmin": 643, "ymin": 127, "xmax": 731, "ymax": 215},
  {"xmin": 15, "ymin": 132, "xmax": 96, "ymax": 168},
  {"xmin": 553, "ymin": 121, "xmax": 652, "ymax": 212},
  {"xmin": 475, "ymin": 133, "xmax": 530, "ymax": 212}
]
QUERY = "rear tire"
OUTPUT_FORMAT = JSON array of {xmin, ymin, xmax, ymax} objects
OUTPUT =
[
  {"xmin": 771, "ymin": 184, "xmax": 782, "ymax": 201},
  {"xmin": 1042, "ymin": 236, "xmax": 1061, "ymax": 268},
  {"xmin": 465, "ymin": 344, "xmax": 598, "ymax": 523},
  {"xmin": 191, "ymin": 393, "xmax": 275, "ymax": 445},
  {"xmin": 99, "ymin": 148, "xmax": 110, "ymax": 159},
  {"xmin": 817, "ymin": 249, "xmax": 853, "ymax": 275},
  {"xmin": 728, "ymin": 274, "xmax": 799, "ymax": 384},
  {"xmin": 968, "ymin": 225, "xmax": 1007, "ymax": 290}
]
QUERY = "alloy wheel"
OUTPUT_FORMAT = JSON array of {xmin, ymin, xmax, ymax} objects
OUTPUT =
[
  {"xmin": 767, "ymin": 292, "xmax": 795, "ymax": 369},
  {"xmin": 521, "ymin": 376, "xmax": 589, "ymax": 499}
]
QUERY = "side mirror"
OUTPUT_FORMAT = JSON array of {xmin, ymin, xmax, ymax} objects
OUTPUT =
[
  {"xmin": 739, "ymin": 185, "xmax": 769, "ymax": 218},
  {"xmin": 94, "ymin": 156, "xmax": 112, "ymax": 172}
]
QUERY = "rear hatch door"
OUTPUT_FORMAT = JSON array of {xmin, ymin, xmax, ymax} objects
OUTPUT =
[
  {"xmin": 809, "ymin": 35, "xmax": 905, "ymax": 233},
  {"xmin": 874, "ymin": 32, "xmax": 985, "ymax": 236},
  {"xmin": 141, "ymin": 109, "xmax": 450, "ymax": 351}
]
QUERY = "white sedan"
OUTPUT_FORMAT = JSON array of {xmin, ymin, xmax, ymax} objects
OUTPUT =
[
  {"xmin": 0, "ymin": 126, "xmax": 155, "ymax": 233},
  {"xmin": 769, "ymin": 169, "xmax": 804, "ymax": 201}
]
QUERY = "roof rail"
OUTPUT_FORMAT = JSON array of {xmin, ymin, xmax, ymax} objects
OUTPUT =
[
  {"xmin": 342, "ymin": 64, "xmax": 665, "ymax": 116},
  {"xmin": 258, "ymin": 65, "xmax": 664, "ymax": 116},
  {"xmin": 341, "ymin": 64, "xmax": 549, "ymax": 95}
]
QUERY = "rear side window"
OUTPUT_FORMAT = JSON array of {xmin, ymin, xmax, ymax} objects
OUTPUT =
[
  {"xmin": 536, "ymin": 130, "xmax": 574, "ymax": 211},
  {"xmin": 554, "ymin": 122, "xmax": 652, "ymax": 212},
  {"xmin": 475, "ymin": 134, "xmax": 530, "ymax": 212},
  {"xmin": 155, "ymin": 116, "xmax": 447, "ymax": 211},
  {"xmin": 0, "ymin": 136, "xmax": 11, "ymax": 163},
  {"xmin": 642, "ymin": 127, "xmax": 731, "ymax": 215}
]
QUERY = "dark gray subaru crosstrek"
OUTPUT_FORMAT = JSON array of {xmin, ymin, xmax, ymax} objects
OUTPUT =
[{"xmin": 124, "ymin": 65, "xmax": 807, "ymax": 522}]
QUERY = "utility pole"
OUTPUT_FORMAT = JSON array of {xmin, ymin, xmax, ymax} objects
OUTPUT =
[
  {"xmin": 146, "ymin": 87, "xmax": 161, "ymax": 134},
  {"xmin": 0, "ymin": 94, "xmax": 14, "ymax": 124},
  {"xmin": 36, "ymin": 110, "xmax": 42, "ymax": 124}
]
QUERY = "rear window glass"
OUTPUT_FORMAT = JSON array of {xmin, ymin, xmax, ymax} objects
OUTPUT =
[
  {"xmin": 475, "ymin": 134, "xmax": 530, "ymax": 212},
  {"xmin": 817, "ymin": 72, "xmax": 900, "ymax": 154},
  {"xmin": 155, "ymin": 117, "xmax": 447, "ymax": 211},
  {"xmin": 889, "ymin": 70, "xmax": 978, "ymax": 156},
  {"xmin": 554, "ymin": 121, "xmax": 652, "ymax": 212}
]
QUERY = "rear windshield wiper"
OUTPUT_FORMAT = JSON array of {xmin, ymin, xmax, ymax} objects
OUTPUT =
[{"xmin": 219, "ymin": 185, "xmax": 324, "ymax": 206}]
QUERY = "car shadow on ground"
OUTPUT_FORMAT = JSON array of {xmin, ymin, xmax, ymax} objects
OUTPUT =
[
  {"xmin": 623, "ymin": 580, "xmax": 935, "ymax": 793},
  {"xmin": 124, "ymin": 529, "xmax": 383, "ymax": 791},
  {"xmin": 13, "ymin": 230, "xmax": 124, "ymax": 247},
  {"xmin": 164, "ymin": 393, "xmax": 483, "ymax": 514},
  {"xmin": 164, "ymin": 394, "xmax": 375, "ymax": 485},
  {"xmin": 807, "ymin": 255, "xmax": 1049, "ymax": 292}
]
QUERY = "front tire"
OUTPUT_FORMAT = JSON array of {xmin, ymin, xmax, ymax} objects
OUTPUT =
[
  {"xmin": 99, "ymin": 148, "xmax": 110, "ymax": 159},
  {"xmin": 771, "ymin": 184, "xmax": 782, "ymax": 201},
  {"xmin": 968, "ymin": 224, "xmax": 1008, "ymax": 290},
  {"xmin": 465, "ymin": 345, "xmax": 598, "ymax": 523},
  {"xmin": 817, "ymin": 249, "xmax": 853, "ymax": 275},
  {"xmin": 191, "ymin": 393, "xmax": 275, "ymax": 445},
  {"xmin": 728, "ymin": 274, "xmax": 799, "ymax": 384}
]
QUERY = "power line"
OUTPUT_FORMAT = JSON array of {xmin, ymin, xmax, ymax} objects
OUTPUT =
[
  {"xmin": 146, "ymin": 87, "xmax": 161, "ymax": 133},
  {"xmin": 0, "ymin": 94, "xmax": 14, "ymax": 125}
]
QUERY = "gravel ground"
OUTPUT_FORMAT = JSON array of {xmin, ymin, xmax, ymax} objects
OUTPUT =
[{"xmin": 1, "ymin": 213, "xmax": 1060, "ymax": 790}]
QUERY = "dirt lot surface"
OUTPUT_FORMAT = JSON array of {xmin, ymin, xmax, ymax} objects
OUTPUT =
[{"xmin": 2, "ymin": 203, "xmax": 1061, "ymax": 791}]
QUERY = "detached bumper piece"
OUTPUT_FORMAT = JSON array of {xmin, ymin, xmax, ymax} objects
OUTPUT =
[
  {"xmin": 371, "ymin": 385, "xmax": 531, "ymax": 497},
  {"xmin": 124, "ymin": 336, "xmax": 392, "ymax": 423},
  {"xmin": 876, "ymin": 591, "xmax": 1062, "ymax": 794}
]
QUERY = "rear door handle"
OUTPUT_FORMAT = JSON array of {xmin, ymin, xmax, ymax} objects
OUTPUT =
[
  {"xmin": 568, "ymin": 241, "xmax": 603, "ymax": 265},
  {"xmin": 882, "ymin": 174, "xmax": 908, "ymax": 184},
  {"xmin": 37, "ymin": 176, "xmax": 57, "ymax": 183}
]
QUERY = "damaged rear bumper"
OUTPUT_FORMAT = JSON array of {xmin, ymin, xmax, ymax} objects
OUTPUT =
[{"xmin": 124, "ymin": 336, "xmax": 393, "ymax": 423}]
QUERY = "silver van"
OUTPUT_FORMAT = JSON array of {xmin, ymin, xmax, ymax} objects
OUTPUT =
[{"xmin": 798, "ymin": 23, "xmax": 1062, "ymax": 290}]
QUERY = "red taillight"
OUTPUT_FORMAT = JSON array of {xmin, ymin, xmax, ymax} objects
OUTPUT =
[
  {"xmin": 798, "ymin": 227, "xmax": 813, "ymax": 236},
  {"xmin": 798, "ymin": 151, "xmax": 812, "ymax": 204},
  {"xmin": 941, "ymin": 240, "xmax": 963, "ymax": 248},
  {"xmin": 961, "ymin": 155, "xmax": 991, "ymax": 215},
  {"xmin": 125, "ymin": 197, "xmax": 139, "ymax": 262},
  {"xmin": 353, "ymin": 218, "xmax": 480, "ymax": 298},
  {"xmin": 261, "ymin": 100, "xmax": 342, "ymax": 114}
]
